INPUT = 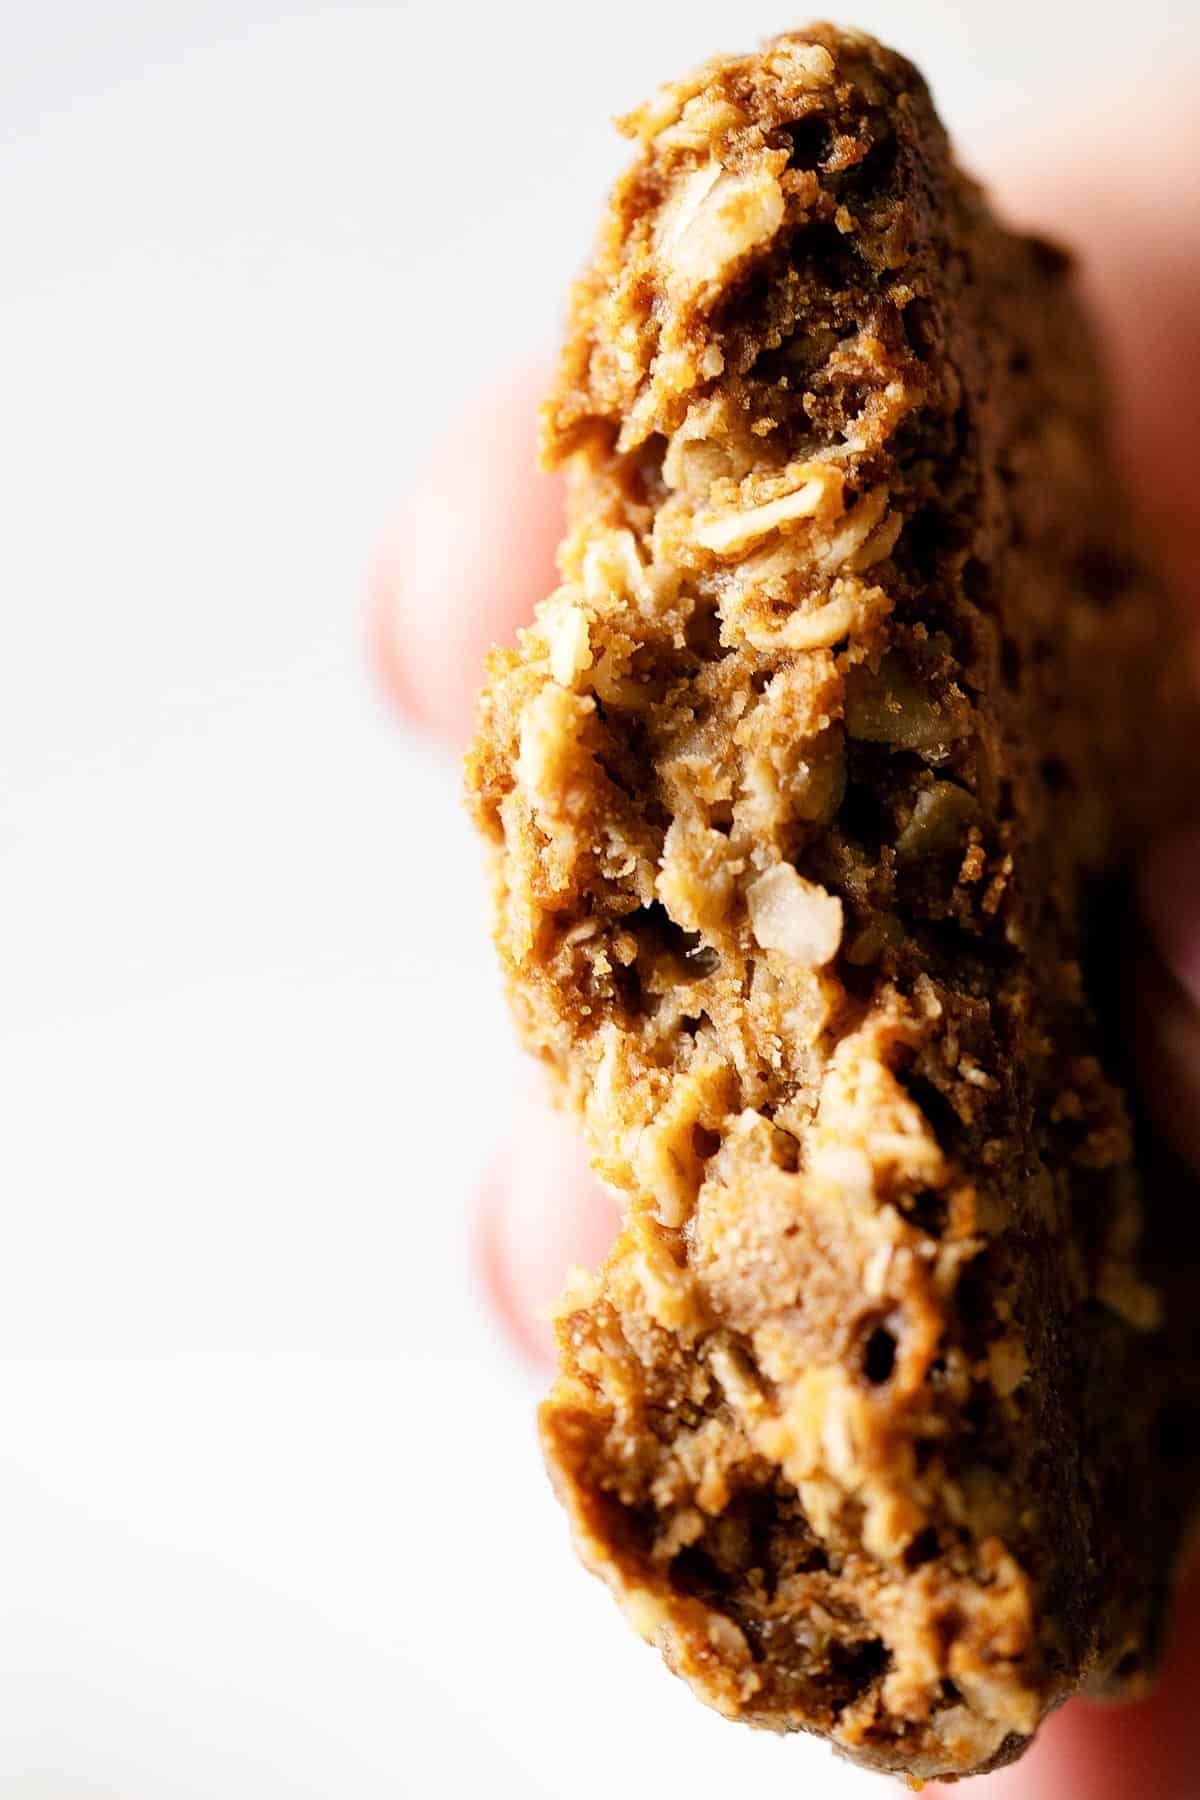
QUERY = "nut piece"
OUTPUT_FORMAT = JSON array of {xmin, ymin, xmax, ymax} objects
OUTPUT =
[
  {"xmin": 845, "ymin": 652, "xmax": 972, "ymax": 750},
  {"xmin": 896, "ymin": 782, "xmax": 980, "ymax": 858},
  {"xmin": 747, "ymin": 863, "xmax": 843, "ymax": 966}
]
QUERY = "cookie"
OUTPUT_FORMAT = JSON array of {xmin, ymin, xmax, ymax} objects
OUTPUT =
[{"xmin": 466, "ymin": 25, "xmax": 1200, "ymax": 1779}]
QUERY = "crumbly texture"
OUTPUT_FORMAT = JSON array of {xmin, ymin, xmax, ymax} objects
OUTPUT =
[{"xmin": 465, "ymin": 26, "xmax": 1200, "ymax": 1782}]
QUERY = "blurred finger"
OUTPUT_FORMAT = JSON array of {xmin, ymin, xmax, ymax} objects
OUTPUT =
[
  {"xmin": 475, "ymin": 1084, "xmax": 616, "ymax": 1364},
  {"xmin": 1131, "ymin": 930, "xmax": 1200, "ymax": 1183},
  {"xmin": 370, "ymin": 365, "xmax": 565, "ymax": 746},
  {"xmin": 1135, "ymin": 830, "xmax": 1200, "ymax": 1175},
  {"xmin": 1140, "ymin": 827, "xmax": 1200, "ymax": 1006},
  {"xmin": 981, "ymin": 94, "xmax": 1200, "ymax": 614}
]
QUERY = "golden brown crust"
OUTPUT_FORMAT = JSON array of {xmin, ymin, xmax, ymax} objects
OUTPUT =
[{"xmin": 465, "ymin": 24, "xmax": 1200, "ymax": 1781}]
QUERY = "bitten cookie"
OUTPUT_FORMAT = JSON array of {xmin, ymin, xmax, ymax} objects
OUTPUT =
[{"xmin": 466, "ymin": 24, "xmax": 1200, "ymax": 1781}]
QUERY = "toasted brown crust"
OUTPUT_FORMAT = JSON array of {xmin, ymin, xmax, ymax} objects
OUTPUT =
[{"xmin": 465, "ymin": 24, "xmax": 1200, "ymax": 1781}]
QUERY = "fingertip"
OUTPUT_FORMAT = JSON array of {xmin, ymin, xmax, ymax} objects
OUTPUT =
[
  {"xmin": 474, "ymin": 1089, "xmax": 617, "ymax": 1364},
  {"xmin": 476, "ymin": 1166, "xmax": 556, "ymax": 1365},
  {"xmin": 983, "ymin": 99, "xmax": 1200, "ymax": 619},
  {"xmin": 1139, "ymin": 826, "xmax": 1200, "ymax": 1006},
  {"xmin": 368, "ymin": 524, "xmax": 419, "ymax": 724},
  {"xmin": 369, "ymin": 366, "xmax": 566, "ymax": 748}
]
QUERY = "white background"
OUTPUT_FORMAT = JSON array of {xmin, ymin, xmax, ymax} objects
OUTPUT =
[{"xmin": 1, "ymin": 3, "xmax": 1197, "ymax": 1794}]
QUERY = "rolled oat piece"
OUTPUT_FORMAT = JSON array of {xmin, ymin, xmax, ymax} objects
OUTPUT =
[{"xmin": 465, "ymin": 25, "xmax": 1200, "ymax": 1781}]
